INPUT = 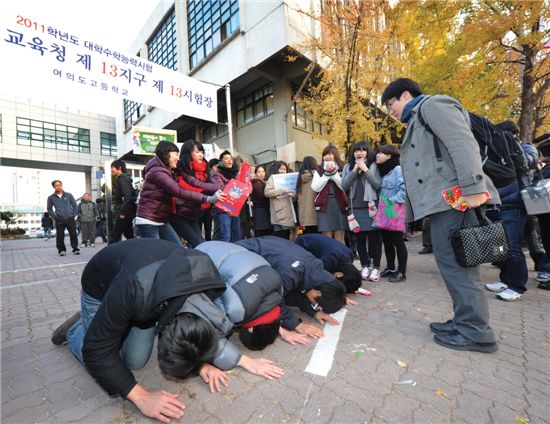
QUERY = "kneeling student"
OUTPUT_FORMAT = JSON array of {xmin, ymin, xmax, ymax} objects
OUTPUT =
[{"xmin": 51, "ymin": 239, "xmax": 282, "ymax": 423}]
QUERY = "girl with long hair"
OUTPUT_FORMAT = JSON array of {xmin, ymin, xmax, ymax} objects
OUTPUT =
[
  {"xmin": 250, "ymin": 165, "xmax": 273, "ymax": 237},
  {"xmin": 296, "ymin": 156, "xmax": 318, "ymax": 234},
  {"xmin": 170, "ymin": 140, "xmax": 222, "ymax": 247},
  {"xmin": 264, "ymin": 160, "xmax": 296, "ymax": 239},
  {"xmin": 311, "ymin": 145, "xmax": 348, "ymax": 243},
  {"xmin": 376, "ymin": 144, "xmax": 408, "ymax": 282},
  {"xmin": 341, "ymin": 141, "xmax": 383, "ymax": 281}
]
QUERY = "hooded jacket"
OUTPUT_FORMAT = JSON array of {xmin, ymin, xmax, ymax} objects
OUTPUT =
[
  {"xmin": 114, "ymin": 173, "xmax": 137, "ymax": 218},
  {"xmin": 295, "ymin": 234, "xmax": 354, "ymax": 273},
  {"xmin": 236, "ymin": 236, "xmax": 336, "ymax": 330},
  {"xmin": 80, "ymin": 239, "xmax": 226, "ymax": 398},
  {"xmin": 136, "ymin": 156, "xmax": 210, "ymax": 223},
  {"xmin": 196, "ymin": 241, "xmax": 283, "ymax": 325}
]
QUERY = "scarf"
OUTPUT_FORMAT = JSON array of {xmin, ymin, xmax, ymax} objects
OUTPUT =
[
  {"xmin": 241, "ymin": 306, "xmax": 281, "ymax": 328},
  {"xmin": 400, "ymin": 94, "xmax": 426, "ymax": 124},
  {"xmin": 378, "ymin": 156, "xmax": 400, "ymax": 177},
  {"xmin": 218, "ymin": 164, "xmax": 238, "ymax": 180},
  {"xmin": 190, "ymin": 159, "xmax": 208, "ymax": 182}
]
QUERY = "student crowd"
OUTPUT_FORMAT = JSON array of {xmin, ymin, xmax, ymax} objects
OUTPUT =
[{"xmin": 47, "ymin": 78, "xmax": 550, "ymax": 423}]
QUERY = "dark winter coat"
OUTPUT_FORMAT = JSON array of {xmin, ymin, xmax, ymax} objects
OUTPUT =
[
  {"xmin": 136, "ymin": 156, "xmax": 209, "ymax": 223},
  {"xmin": 173, "ymin": 174, "xmax": 221, "ymax": 221},
  {"xmin": 236, "ymin": 236, "xmax": 336, "ymax": 330},
  {"xmin": 80, "ymin": 239, "xmax": 226, "ymax": 398},
  {"xmin": 114, "ymin": 173, "xmax": 137, "ymax": 218},
  {"xmin": 41, "ymin": 216, "xmax": 53, "ymax": 229},
  {"xmin": 295, "ymin": 234, "xmax": 354, "ymax": 273},
  {"xmin": 47, "ymin": 191, "xmax": 78, "ymax": 220}
]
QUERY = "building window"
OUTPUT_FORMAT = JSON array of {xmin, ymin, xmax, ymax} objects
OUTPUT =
[
  {"xmin": 178, "ymin": 127, "xmax": 196, "ymax": 143},
  {"xmin": 148, "ymin": 9, "xmax": 178, "ymax": 70},
  {"xmin": 16, "ymin": 117, "xmax": 90, "ymax": 153},
  {"xmin": 124, "ymin": 99, "xmax": 143, "ymax": 129},
  {"xmin": 204, "ymin": 123, "xmax": 228, "ymax": 142},
  {"xmin": 0, "ymin": 114, "xmax": 2, "ymax": 143},
  {"xmin": 188, "ymin": 0, "xmax": 240, "ymax": 69},
  {"xmin": 100, "ymin": 132, "xmax": 117, "ymax": 157},
  {"xmin": 291, "ymin": 84, "xmax": 328, "ymax": 136},
  {"xmin": 236, "ymin": 83, "xmax": 273, "ymax": 127}
]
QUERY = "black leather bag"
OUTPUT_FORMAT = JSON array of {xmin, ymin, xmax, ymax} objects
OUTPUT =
[{"xmin": 450, "ymin": 209, "xmax": 511, "ymax": 267}]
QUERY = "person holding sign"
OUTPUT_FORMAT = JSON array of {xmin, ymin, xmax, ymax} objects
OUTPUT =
[
  {"xmin": 264, "ymin": 161, "xmax": 296, "ymax": 240},
  {"xmin": 212, "ymin": 151, "xmax": 242, "ymax": 242},
  {"xmin": 312, "ymin": 145, "xmax": 349, "ymax": 244}
]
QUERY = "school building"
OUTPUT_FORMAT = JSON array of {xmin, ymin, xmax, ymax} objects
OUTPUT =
[{"xmin": 116, "ymin": 0, "xmax": 332, "ymax": 168}]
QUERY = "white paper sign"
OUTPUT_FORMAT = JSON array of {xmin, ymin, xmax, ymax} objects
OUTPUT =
[
  {"xmin": 272, "ymin": 172, "xmax": 299, "ymax": 193},
  {"xmin": 0, "ymin": 10, "xmax": 218, "ymax": 122}
]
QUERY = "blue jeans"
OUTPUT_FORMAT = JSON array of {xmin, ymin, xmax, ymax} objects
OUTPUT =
[
  {"xmin": 44, "ymin": 227, "xmax": 52, "ymax": 240},
  {"xmin": 498, "ymin": 208, "xmax": 528, "ymax": 293},
  {"xmin": 67, "ymin": 291, "xmax": 156, "ymax": 369},
  {"xmin": 136, "ymin": 222, "xmax": 182, "ymax": 245},
  {"xmin": 217, "ymin": 212, "xmax": 241, "ymax": 242}
]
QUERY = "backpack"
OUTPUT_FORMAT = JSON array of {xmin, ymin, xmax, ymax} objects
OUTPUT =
[
  {"xmin": 502, "ymin": 131, "xmax": 529, "ymax": 179},
  {"xmin": 417, "ymin": 101, "xmax": 518, "ymax": 188}
]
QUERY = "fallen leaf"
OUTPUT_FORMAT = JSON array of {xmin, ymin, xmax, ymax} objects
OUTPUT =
[
  {"xmin": 514, "ymin": 417, "xmax": 529, "ymax": 424},
  {"xmin": 435, "ymin": 388, "xmax": 446, "ymax": 397},
  {"xmin": 396, "ymin": 360, "xmax": 407, "ymax": 368},
  {"xmin": 225, "ymin": 370, "xmax": 234, "ymax": 374},
  {"xmin": 354, "ymin": 350, "xmax": 363, "ymax": 358}
]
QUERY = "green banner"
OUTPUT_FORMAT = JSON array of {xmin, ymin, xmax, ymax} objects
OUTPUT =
[{"xmin": 132, "ymin": 126, "xmax": 177, "ymax": 155}]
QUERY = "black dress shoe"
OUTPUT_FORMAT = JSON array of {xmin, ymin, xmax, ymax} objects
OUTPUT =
[
  {"xmin": 51, "ymin": 312, "xmax": 81, "ymax": 345},
  {"xmin": 430, "ymin": 320, "xmax": 454, "ymax": 334},
  {"xmin": 433, "ymin": 330, "xmax": 497, "ymax": 353},
  {"xmin": 418, "ymin": 247, "xmax": 433, "ymax": 255},
  {"xmin": 389, "ymin": 272, "xmax": 407, "ymax": 283},
  {"xmin": 380, "ymin": 268, "xmax": 397, "ymax": 278}
]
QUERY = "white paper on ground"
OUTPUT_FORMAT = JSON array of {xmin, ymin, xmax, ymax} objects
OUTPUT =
[{"xmin": 304, "ymin": 308, "xmax": 348, "ymax": 377}]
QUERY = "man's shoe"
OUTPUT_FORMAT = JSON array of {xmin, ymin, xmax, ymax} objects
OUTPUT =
[
  {"xmin": 59, "ymin": 251, "xmax": 66, "ymax": 256},
  {"xmin": 538, "ymin": 281, "xmax": 550, "ymax": 291},
  {"xmin": 51, "ymin": 312, "xmax": 81, "ymax": 345},
  {"xmin": 434, "ymin": 330, "xmax": 497, "ymax": 353},
  {"xmin": 380, "ymin": 268, "xmax": 397, "ymax": 278},
  {"xmin": 418, "ymin": 247, "xmax": 433, "ymax": 255},
  {"xmin": 389, "ymin": 272, "xmax": 406, "ymax": 283},
  {"xmin": 368, "ymin": 268, "xmax": 380, "ymax": 282},
  {"xmin": 496, "ymin": 289, "xmax": 522, "ymax": 301},
  {"xmin": 430, "ymin": 320, "xmax": 454, "ymax": 334},
  {"xmin": 484, "ymin": 282, "xmax": 508, "ymax": 292},
  {"xmin": 536, "ymin": 272, "xmax": 550, "ymax": 283},
  {"xmin": 73, "ymin": 249, "xmax": 80, "ymax": 255}
]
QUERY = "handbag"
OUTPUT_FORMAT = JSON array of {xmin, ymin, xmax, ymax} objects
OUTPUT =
[
  {"xmin": 372, "ymin": 194, "xmax": 406, "ymax": 232},
  {"xmin": 347, "ymin": 202, "xmax": 361, "ymax": 233},
  {"xmin": 450, "ymin": 209, "xmax": 511, "ymax": 268}
]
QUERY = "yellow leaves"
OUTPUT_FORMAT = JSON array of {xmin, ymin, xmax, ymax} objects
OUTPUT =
[
  {"xmin": 435, "ymin": 388, "xmax": 446, "ymax": 397},
  {"xmin": 396, "ymin": 360, "xmax": 407, "ymax": 368},
  {"xmin": 514, "ymin": 417, "xmax": 529, "ymax": 424}
]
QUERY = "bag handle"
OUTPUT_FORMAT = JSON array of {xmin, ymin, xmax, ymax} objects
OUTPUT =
[{"xmin": 460, "ymin": 207, "xmax": 491, "ymax": 229}]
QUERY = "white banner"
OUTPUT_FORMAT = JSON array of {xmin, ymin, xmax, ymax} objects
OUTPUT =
[{"xmin": 0, "ymin": 10, "xmax": 218, "ymax": 122}]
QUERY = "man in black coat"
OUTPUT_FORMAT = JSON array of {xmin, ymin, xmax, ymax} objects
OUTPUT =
[
  {"xmin": 109, "ymin": 159, "xmax": 137, "ymax": 243},
  {"xmin": 52, "ymin": 239, "xmax": 229, "ymax": 422}
]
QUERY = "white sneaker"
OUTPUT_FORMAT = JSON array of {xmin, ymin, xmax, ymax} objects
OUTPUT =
[
  {"xmin": 90, "ymin": 243, "xmax": 95, "ymax": 247},
  {"xmin": 361, "ymin": 267, "xmax": 370, "ymax": 280},
  {"xmin": 484, "ymin": 282, "xmax": 508, "ymax": 292},
  {"xmin": 496, "ymin": 289, "xmax": 522, "ymax": 301},
  {"xmin": 368, "ymin": 268, "xmax": 380, "ymax": 282}
]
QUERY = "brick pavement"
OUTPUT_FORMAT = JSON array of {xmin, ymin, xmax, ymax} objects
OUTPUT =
[{"xmin": 1, "ymin": 237, "xmax": 549, "ymax": 423}]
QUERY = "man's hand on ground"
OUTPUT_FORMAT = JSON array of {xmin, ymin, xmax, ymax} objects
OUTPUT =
[
  {"xmin": 295, "ymin": 322, "xmax": 324, "ymax": 338},
  {"xmin": 127, "ymin": 384, "xmax": 185, "ymax": 423},
  {"xmin": 238, "ymin": 355, "xmax": 284, "ymax": 380},
  {"xmin": 314, "ymin": 311, "xmax": 340, "ymax": 326},
  {"xmin": 199, "ymin": 363, "xmax": 229, "ymax": 393},
  {"xmin": 279, "ymin": 327, "xmax": 313, "ymax": 345}
]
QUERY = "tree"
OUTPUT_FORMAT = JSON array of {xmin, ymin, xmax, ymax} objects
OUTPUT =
[
  {"xmin": 291, "ymin": 0, "xmax": 403, "ymax": 149},
  {"xmin": 390, "ymin": 0, "xmax": 550, "ymax": 141},
  {"xmin": 1, "ymin": 212, "xmax": 16, "ymax": 230}
]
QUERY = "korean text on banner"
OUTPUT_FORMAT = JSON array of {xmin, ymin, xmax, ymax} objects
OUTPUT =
[
  {"xmin": 132, "ymin": 126, "xmax": 176, "ymax": 155},
  {"xmin": 0, "ymin": 11, "xmax": 218, "ymax": 122}
]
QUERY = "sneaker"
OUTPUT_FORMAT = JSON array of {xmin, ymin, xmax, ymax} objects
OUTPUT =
[
  {"xmin": 368, "ymin": 268, "xmax": 380, "ymax": 281},
  {"xmin": 380, "ymin": 268, "xmax": 397, "ymax": 278},
  {"xmin": 90, "ymin": 243, "xmax": 96, "ymax": 248},
  {"xmin": 73, "ymin": 249, "xmax": 80, "ymax": 255},
  {"xmin": 51, "ymin": 312, "xmax": 81, "ymax": 345},
  {"xmin": 538, "ymin": 281, "xmax": 550, "ymax": 291},
  {"xmin": 59, "ymin": 251, "xmax": 66, "ymax": 256},
  {"xmin": 361, "ymin": 267, "xmax": 371, "ymax": 280},
  {"xmin": 496, "ymin": 289, "xmax": 522, "ymax": 302},
  {"xmin": 484, "ymin": 282, "xmax": 508, "ymax": 292},
  {"xmin": 389, "ymin": 272, "xmax": 407, "ymax": 283},
  {"xmin": 536, "ymin": 272, "xmax": 550, "ymax": 283},
  {"xmin": 434, "ymin": 330, "xmax": 498, "ymax": 353}
]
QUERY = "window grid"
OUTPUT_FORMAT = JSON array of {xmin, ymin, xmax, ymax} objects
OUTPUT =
[
  {"xmin": 100, "ymin": 132, "xmax": 117, "ymax": 157},
  {"xmin": 148, "ymin": 9, "xmax": 178, "ymax": 70},
  {"xmin": 188, "ymin": 0, "xmax": 240, "ymax": 69},
  {"xmin": 16, "ymin": 117, "xmax": 90, "ymax": 153},
  {"xmin": 123, "ymin": 99, "xmax": 143, "ymax": 129},
  {"xmin": 236, "ymin": 83, "xmax": 274, "ymax": 127},
  {"xmin": 0, "ymin": 114, "xmax": 2, "ymax": 143}
]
